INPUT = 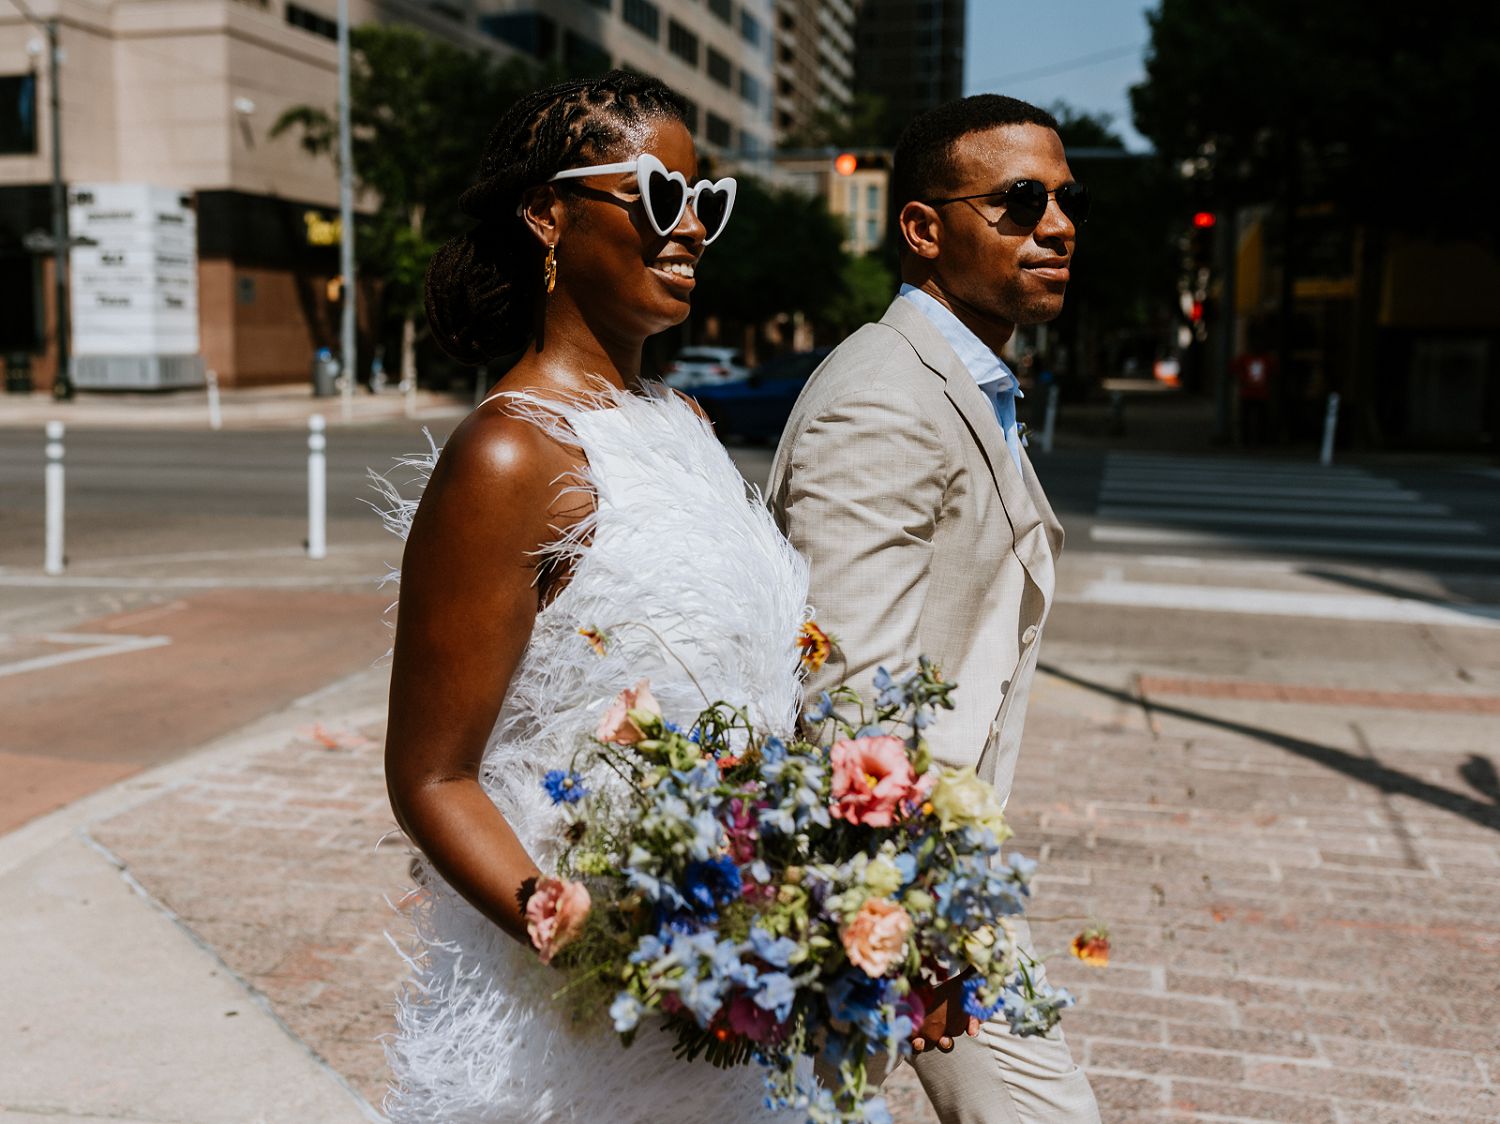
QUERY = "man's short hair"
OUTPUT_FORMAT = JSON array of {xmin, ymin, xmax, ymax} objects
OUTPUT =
[{"xmin": 891, "ymin": 95, "xmax": 1060, "ymax": 224}]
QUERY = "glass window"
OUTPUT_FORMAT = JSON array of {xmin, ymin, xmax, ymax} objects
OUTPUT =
[
  {"xmin": 0, "ymin": 74, "xmax": 38, "ymax": 155},
  {"xmin": 708, "ymin": 0, "xmax": 733, "ymax": 23},
  {"xmin": 866, "ymin": 217, "xmax": 878, "ymax": 245},
  {"xmin": 563, "ymin": 30, "xmax": 610, "ymax": 74},
  {"xmin": 285, "ymin": 3, "xmax": 336, "ymax": 40},
  {"xmin": 866, "ymin": 184, "xmax": 879, "ymax": 211},
  {"xmin": 479, "ymin": 13, "xmax": 557, "ymax": 59},
  {"xmin": 621, "ymin": 0, "xmax": 660, "ymax": 40},
  {"xmin": 740, "ymin": 9, "xmax": 762, "ymax": 46},
  {"xmin": 738, "ymin": 71, "xmax": 760, "ymax": 107},
  {"xmin": 706, "ymin": 47, "xmax": 733, "ymax": 87},
  {"xmin": 580, "ymin": 0, "xmax": 610, "ymax": 8},
  {"xmin": 667, "ymin": 19, "xmax": 699, "ymax": 66},
  {"xmin": 706, "ymin": 112, "xmax": 733, "ymax": 148}
]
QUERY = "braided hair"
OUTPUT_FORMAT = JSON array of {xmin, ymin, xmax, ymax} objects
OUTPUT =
[{"xmin": 426, "ymin": 70, "xmax": 688, "ymax": 365}]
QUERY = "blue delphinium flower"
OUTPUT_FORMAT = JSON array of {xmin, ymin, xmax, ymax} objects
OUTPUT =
[
  {"xmin": 802, "ymin": 692, "xmax": 835, "ymax": 724},
  {"xmin": 753, "ymin": 971, "xmax": 797, "ymax": 1021},
  {"xmin": 541, "ymin": 768, "xmax": 587, "ymax": 804},
  {"xmin": 682, "ymin": 856, "xmax": 742, "ymax": 919},
  {"xmin": 610, "ymin": 992, "xmax": 644, "ymax": 1032},
  {"xmin": 748, "ymin": 926, "xmax": 799, "ymax": 969},
  {"xmin": 873, "ymin": 666, "xmax": 906, "ymax": 708},
  {"xmin": 961, "ymin": 974, "xmax": 1006, "ymax": 1021}
]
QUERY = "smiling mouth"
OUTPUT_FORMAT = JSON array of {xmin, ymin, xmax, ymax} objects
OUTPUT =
[{"xmin": 651, "ymin": 259, "xmax": 696, "ymax": 280}]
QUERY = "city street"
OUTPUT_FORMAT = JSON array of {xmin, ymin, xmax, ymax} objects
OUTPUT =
[{"xmin": 1, "ymin": 407, "xmax": 1498, "ymax": 1121}]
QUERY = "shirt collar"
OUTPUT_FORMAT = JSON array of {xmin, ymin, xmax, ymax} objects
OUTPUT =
[{"xmin": 898, "ymin": 283, "xmax": 1021, "ymax": 397}]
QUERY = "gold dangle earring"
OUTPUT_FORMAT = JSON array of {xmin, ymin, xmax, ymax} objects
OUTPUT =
[{"xmin": 543, "ymin": 242, "xmax": 557, "ymax": 294}]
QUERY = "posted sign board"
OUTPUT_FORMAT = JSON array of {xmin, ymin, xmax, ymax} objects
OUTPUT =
[{"xmin": 68, "ymin": 183, "xmax": 203, "ymax": 388}]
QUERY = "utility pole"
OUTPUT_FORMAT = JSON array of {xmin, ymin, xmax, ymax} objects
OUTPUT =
[
  {"xmin": 11, "ymin": 0, "xmax": 73, "ymax": 399},
  {"xmin": 336, "ymin": 0, "xmax": 355, "ymax": 422}
]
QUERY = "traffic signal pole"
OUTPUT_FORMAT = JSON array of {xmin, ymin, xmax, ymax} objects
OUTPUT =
[
  {"xmin": 336, "ymin": 0, "xmax": 355, "ymax": 421},
  {"xmin": 1213, "ymin": 207, "xmax": 1236, "ymax": 444}
]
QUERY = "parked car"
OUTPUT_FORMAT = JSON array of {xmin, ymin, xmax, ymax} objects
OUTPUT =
[
  {"xmin": 660, "ymin": 346, "xmax": 749, "ymax": 390},
  {"xmin": 689, "ymin": 348, "xmax": 832, "ymax": 443}
]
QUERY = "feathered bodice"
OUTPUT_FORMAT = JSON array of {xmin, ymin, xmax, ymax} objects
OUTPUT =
[{"xmin": 381, "ymin": 384, "xmax": 810, "ymax": 1123}]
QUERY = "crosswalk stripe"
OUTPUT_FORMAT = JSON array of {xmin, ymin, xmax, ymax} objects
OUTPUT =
[
  {"xmin": 1088, "ymin": 525, "xmax": 1500, "ymax": 561},
  {"xmin": 1095, "ymin": 506, "xmax": 1482, "ymax": 533},
  {"xmin": 1099, "ymin": 491, "xmax": 1448, "ymax": 515},
  {"xmin": 1100, "ymin": 480, "xmax": 1418, "ymax": 501},
  {"xmin": 1104, "ymin": 468, "xmax": 1400, "ymax": 490},
  {"xmin": 1064, "ymin": 578, "xmax": 1500, "ymax": 628}
]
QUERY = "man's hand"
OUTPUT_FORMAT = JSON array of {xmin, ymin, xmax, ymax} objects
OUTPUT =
[{"xmin": 910, "ymin": 976, "xmax": 982, "ymax": 1053}]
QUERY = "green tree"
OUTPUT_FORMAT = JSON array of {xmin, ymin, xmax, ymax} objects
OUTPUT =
[
  {"xmin": 692, "ymin": 176, "xmax": 850, "ymax": 331},
  {"xmin": 781, "ymin": 93, "xmax": 893, "ymax": 149},
  {"xmin": 824, "ymin": 253, "xmax": 896, "ymax": 336},
  {"xmin": 273, "ymin": 27, "xmax": 544, "ymax": 387}
]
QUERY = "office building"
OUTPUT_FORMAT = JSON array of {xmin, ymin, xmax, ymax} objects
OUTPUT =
[
  {"xmin": 769, "ymin": 0, "xmax": 854, "ymax": 144},
  {"xmin": 852, "ymin": 0, "xmax": 964, "ymax": 128}
]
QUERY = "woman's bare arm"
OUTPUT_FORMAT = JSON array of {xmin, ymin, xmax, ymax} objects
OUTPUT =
[{"xmin": 385, "ymin": 411, "xmax": 581, "ymax": 947}]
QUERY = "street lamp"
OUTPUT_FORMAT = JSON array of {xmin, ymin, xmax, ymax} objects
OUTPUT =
[
  {"xmin": 336, "ymin": 0, "xmax": 355, "ymax": 421},
  {"xmin": 10, "ymin": 0, "xmax": 73, "ymax": 400}
]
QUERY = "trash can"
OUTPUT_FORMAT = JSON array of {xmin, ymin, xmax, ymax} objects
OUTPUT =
[
  {"xmin": 312, "ymin": 348, "xmax": 340, "ymax": 397},
  {"xmin": 4, "ymin": 351, "xmax": 33, "ymax": 394}
]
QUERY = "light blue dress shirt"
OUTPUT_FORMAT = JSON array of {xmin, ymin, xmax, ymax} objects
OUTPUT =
[{"xmin": 898, "ymin": 283, "xmax": 1025, "ymax": 474}]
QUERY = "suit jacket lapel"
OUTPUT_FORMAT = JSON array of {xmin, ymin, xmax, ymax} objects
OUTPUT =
[{"xmin": 879, "ymin": 298, "xmax": 1054, "ymax": 598}]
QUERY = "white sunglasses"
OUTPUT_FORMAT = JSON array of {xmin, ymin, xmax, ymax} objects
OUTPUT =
[{"xmin": 539, "ymin": 153, "xmax": 737, "ymax": 245}]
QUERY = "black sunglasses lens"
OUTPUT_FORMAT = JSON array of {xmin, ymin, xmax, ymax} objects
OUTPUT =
[
  {"xmin": 695, "ymin": 186, "xmax": 730, "ymax": 241},
  {"xmin": 1057, "ymin": 183, "xmax": 1090, "ymax": 224},
  {"xmin": 1003, "ymin": 181, "xmax": 1049, "ymax": 226},
  {"xmin": 643, "ymin": 168, "xmax": 686, "ymax": 233}
]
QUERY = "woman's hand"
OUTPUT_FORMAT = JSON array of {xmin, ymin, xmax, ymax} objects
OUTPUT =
[{"xmin": 909, "ymin": 976, "xmax": 982, "ymax": 1053}]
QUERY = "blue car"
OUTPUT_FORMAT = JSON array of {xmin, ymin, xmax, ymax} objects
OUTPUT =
[{"xmin": 688, "ymin": 348, "xmax": 832, "ymax": 443}]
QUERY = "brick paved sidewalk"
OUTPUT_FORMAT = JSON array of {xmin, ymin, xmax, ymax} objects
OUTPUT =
[{"xmin": 86, "ymin": 666, "xmax": 1500, "ymax": 1122}]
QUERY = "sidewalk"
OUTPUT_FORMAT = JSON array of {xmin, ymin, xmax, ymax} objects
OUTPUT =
[
  {"xmin": 0, "ymin": 384, "xmax": 471, "ymax": 431},
  {"xmin": 3, "ymin": 626, "xmax": 1496, "ymax": 1122}
]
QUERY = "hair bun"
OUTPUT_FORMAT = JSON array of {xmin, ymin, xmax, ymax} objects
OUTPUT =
[{"xmin": 425, "ymin": 223, "xmax": 536, "ymax": 367}]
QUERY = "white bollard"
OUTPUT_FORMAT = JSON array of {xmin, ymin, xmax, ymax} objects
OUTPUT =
[
  {"xmin": 403, "ymin": 376, "xmax": 417, "ymax": 419},
  {"xmin": 1041, "ymin": 382, "xmax": 1060, "ymax": 454},
  {"xmin": 1319, "ymin": 391, "xmax": 1341, "ymax": 467},
  {"xmin": 206, "ymin": 369, "xmax": 222, "ymax": 431},
  {"xmin": 44, "ymin": 420, "xmax": 65, "ymax": 575},
  {"xmin": 307, "ymin": 413, "xmax": 327, "ymax": 560}
]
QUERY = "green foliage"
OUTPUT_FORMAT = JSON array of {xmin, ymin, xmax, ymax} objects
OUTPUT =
[
  {"xmin": 781, "ymin": 92, "xmax": 894, "ymax": 149},
  {"xmin": 272, "ymin": 26, "xmax": 546, "ymax": 321},
  {"xmin": 1129, "ymin": 0, "xmax": 1497, "ymax": 228},
  {"xmin": 693, "ymin": 176, "xmax": 850, "ymax": 326},
  {"xmin": 823, "ymin": 253, "xmax": 897, "ymax": 335}
]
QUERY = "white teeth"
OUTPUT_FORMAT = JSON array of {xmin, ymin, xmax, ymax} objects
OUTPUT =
[{"xmin": 656, "ymin": 261, "xmax": 695, "ymax": 278}]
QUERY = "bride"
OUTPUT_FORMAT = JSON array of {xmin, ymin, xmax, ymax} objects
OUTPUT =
[{"xmin": 381, "ymin": 71, "xmax": 811, "ymax": 1121}]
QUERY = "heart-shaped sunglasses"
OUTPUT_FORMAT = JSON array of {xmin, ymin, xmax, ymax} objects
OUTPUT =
[{"xmin": 545, "ymin": 153, "xmax": 737, "ymax": 245}]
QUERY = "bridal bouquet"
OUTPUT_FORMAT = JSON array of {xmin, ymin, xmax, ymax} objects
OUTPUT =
[{"xmin": 523, "ymin": 623, "xmax": 1082, "ymax": 1124}]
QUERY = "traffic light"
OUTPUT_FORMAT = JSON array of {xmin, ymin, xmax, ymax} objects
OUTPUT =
[{"xmin": 834, "ymin": 152, "xmax": 858, "ymax": 176}]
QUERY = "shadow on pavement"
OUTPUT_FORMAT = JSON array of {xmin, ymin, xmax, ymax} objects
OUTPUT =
[{"xmin": 1039, "ymin": 662, "xmax": 1500, "ymax": 834}]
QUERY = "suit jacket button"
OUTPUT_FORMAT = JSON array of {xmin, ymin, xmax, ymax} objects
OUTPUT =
[{"xmin": 1022, "ymin": 624, "xmax": 1039, "ymax": 645}]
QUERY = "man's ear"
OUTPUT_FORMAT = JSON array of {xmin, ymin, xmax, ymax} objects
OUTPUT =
[
  {"xmin": 898, "ymin": 200, "xmax": 942, "ymax": 261},
  {"xmin": 518, "ymin": 185, "xmax": 565, "ymax": 247}
]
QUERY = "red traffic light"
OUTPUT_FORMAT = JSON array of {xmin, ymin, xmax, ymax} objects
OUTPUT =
[
  {"xmin": 1190, "ymin": 300, "xmax": 1204, "ymax": 322},
  {"xmin": 834, "ymin": 152, "xmax": 858, "ymax": 176},
  {"xmin": 1192, "ymin": 211, "xmax": 1217, "ymax": 228}
]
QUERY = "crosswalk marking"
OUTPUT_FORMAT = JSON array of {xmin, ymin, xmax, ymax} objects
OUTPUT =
[{"xmin": 1088, "ymin": 453, "xmax": 1497, "ymax": 561}]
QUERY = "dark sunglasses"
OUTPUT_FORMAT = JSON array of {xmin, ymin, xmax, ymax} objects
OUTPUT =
[
  {"xmin": 542, "ymin": 154, "xmax": 737, "ymax": 245},
  {"xmin": 924, "ymin": 180, "xmax": 1089, "ymax": 227}
]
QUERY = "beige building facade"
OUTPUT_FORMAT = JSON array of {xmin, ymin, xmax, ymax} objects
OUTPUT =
[
  {"xmin": 769, "ymin": 0, "xmax": 853, "ymax": 144},
  {"xmin": 0, "ymin": 0, "xmax": 507, "ymax": 390}
]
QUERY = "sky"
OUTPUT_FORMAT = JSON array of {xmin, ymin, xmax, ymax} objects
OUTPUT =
[{"xmin": 963, "ymin": 0, "xmax": 1156, "ymax": 151}]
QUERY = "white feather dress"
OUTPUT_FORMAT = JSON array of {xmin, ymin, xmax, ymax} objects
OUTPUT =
[{"xmin": 381, "ymin": 385, "xmax": 811, "ymax": 1123}]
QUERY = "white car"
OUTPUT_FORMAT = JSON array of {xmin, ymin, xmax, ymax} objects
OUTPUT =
[{"xmin": 661, "ymin": 347, "xmax": 749, "ymax": 390}]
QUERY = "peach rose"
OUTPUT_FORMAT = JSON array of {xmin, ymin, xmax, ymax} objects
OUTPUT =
[
  {"xmin": 841, "ymin": 897, "xmax": 912, "ymax": 978},
  {"xmin": 525, "ymin": 876, "xmax": 591, "ymax": 965},
  {"xmin": 594, "ymin": 678, "xmax": 661, "ymax": 745},
  {"xmin": 829, "ymin": 735, "xmax": 916, "ymax": 828}
]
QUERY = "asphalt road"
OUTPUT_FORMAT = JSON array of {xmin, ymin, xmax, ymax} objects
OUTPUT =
[{"xmin": 2, "ymin": 422, "xmax": 1497, "ymax": 833}]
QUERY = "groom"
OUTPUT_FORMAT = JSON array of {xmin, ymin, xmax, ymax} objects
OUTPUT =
[{"xmin": 768, "ymin": 95, "xmax": 1099, "ymax": 1122}]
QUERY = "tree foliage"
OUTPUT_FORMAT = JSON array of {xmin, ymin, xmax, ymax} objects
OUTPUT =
[
  {"xmin": 692, "ymin": 176, "xmax": 851, "ymax": 327},
  {"xmin": 272, "ymin": 27, "xmax": 546, "ymax": 324},
  {"xmin": 1130, "ymin": 0, "xmax": 1497, "ymax": 229}
]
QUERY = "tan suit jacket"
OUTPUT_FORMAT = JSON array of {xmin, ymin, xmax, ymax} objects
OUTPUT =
[
  {"xmin": 768, "ymin": 297, "xmax": 1064, "ymax": 805},
  {"xmin": 768, "ymin": 297, "xmax": 1098, "ymax": 1124}
]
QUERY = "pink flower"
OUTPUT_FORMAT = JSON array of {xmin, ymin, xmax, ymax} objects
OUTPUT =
[
  {"xmin": 594, "ymin": 679, "xmax": 661, "ymax": 745},
  {"xmin": 841, "ymin": 897, "xmax": 912, "ymax": 978},
  {"xmin": 829, "ymin": 735, "xmax": 917, "ymax": 828},
  {"xmin": 726, "ymin": 993, "xmax": 785, "ymax": 1043},
  {"xmin": 525, "ymin": 876, "xmax": 591, "ymax": 965}
]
